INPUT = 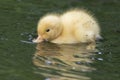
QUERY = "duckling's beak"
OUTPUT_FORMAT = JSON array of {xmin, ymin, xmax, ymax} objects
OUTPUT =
[{"xmin": 32, "ymin": 35, "xmax": 44, "ymax": 43}]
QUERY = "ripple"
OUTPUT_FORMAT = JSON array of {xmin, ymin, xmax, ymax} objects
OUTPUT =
[
  {"xmin": 20, "ymin": 32, "xmax": 37, "ymax": 44},
  {"xmin": 20, "ymin": 40, "xmax": 34, "ymax": 44},
  {"xmin": 0, "ymin": 36, "xmax": 8, "ymax": 41},
  {"xmin": 33, "ymin": 43, "xmax": 97, "ymax": 80}
]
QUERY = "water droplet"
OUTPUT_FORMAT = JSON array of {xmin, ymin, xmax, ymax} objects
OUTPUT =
[
  {"xmin": 97, "ymin": 58, "xmax": 103, "ymax": 61},
  {"xmin": 28, "ymin": 34, "xmax": 33, "ymax": 41},
  {"xmin": 45, "ymin": 60, "xmax": 52, "ymax": 65},
  {"xmin": 0, "ymin": 37, "xmax": 8, "ymax": 41},
  {"xmin": 45, "ymin": 78, "xmax": 51, "ymax": 80},
  {"xmin": 98, "ymin": 52, "xmax": 102, "ymax": 54},
  {"xmin": 75, "ymin": 62, "xmax": 82, "ymax": 65}
]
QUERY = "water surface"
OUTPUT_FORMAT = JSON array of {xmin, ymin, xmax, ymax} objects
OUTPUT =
[
  {"xmin": 33, "ymin": 43, "xmax": 97, "ymax": 80},
  {"xmin": 0, "ymin": 0, "xmax": 120, "ymax": 80}
]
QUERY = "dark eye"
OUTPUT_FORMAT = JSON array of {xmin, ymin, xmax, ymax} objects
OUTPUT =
[{"xmin": 46, "ymin": 29, "xmax": 50, "ymax": 32}]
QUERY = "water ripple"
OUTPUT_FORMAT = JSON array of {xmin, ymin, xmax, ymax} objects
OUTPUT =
[{"xmin": 33, "ymin": 43, "xmax": 97, "ymax": 80}]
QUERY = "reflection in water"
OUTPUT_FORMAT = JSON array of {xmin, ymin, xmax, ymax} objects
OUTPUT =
[{"xmin": 33, "ymin": 42, "xmax": 97, "ymax": 80}]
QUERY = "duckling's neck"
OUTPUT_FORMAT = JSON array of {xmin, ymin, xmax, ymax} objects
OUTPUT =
[{"xmin": 56, "ymin": 22, "xmax": 63, "ymax": 38}]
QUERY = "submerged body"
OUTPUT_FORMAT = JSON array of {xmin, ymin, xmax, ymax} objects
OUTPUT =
[{"xmin": 33, "ymin": 9, "xmax": 101, "ymax": 49}]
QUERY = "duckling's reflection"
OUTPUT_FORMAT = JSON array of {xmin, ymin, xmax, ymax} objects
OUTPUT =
[{"xmin": 33, "ymin": 42, "xmax": 97, "ymax": 80}]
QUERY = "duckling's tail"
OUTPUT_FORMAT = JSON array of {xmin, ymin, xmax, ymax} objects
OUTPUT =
[{"xmin": 96, "ymin": 35, "xmax": 103, "ymax": 41}]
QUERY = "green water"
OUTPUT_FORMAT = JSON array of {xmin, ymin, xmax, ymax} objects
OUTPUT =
[{"xmin": 0, "ymin": 0, "xmax": 120, "ymax": 80}]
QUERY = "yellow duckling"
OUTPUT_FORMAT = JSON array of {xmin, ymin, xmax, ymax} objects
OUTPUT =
[{"xmin": 33, "ymin": 9, "xmax": 101, "ymax": 49}]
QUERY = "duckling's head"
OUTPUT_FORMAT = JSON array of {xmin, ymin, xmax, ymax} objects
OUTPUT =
[{"xmin": 34, "ymin": 15, "xmax": 62, "ymax": 43}]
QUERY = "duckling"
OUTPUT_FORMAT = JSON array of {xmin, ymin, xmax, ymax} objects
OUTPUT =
[
  {"xmin": 33, "ymin": 9, "xmax": 101, "ymax": 49},
  {"xmin": 33, "ymin": 14, "xmax": 63, "ymax": 43}
]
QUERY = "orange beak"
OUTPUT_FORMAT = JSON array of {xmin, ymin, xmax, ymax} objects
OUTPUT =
[{"xmin": 33, "ymin": 35, "xmax": 44, "ymax": 43}]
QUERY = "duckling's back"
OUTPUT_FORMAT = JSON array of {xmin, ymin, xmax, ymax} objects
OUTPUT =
[{"xmin": 60, "ymin": 9, "xmax": 101, "ymax": 42}]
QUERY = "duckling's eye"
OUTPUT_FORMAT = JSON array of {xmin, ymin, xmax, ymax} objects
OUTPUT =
[{"xmin": 46, "ymin": 29, "xmax": 50, "ymax": 32}]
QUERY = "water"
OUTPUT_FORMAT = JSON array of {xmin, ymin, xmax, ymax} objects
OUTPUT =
[
  {"xmin": 0, "ymin": 0, "xmax": 120, "ymax": 80},
  {"xmin": 33, "ymin": 43, "xmax": 96, "ymax": 80}
]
